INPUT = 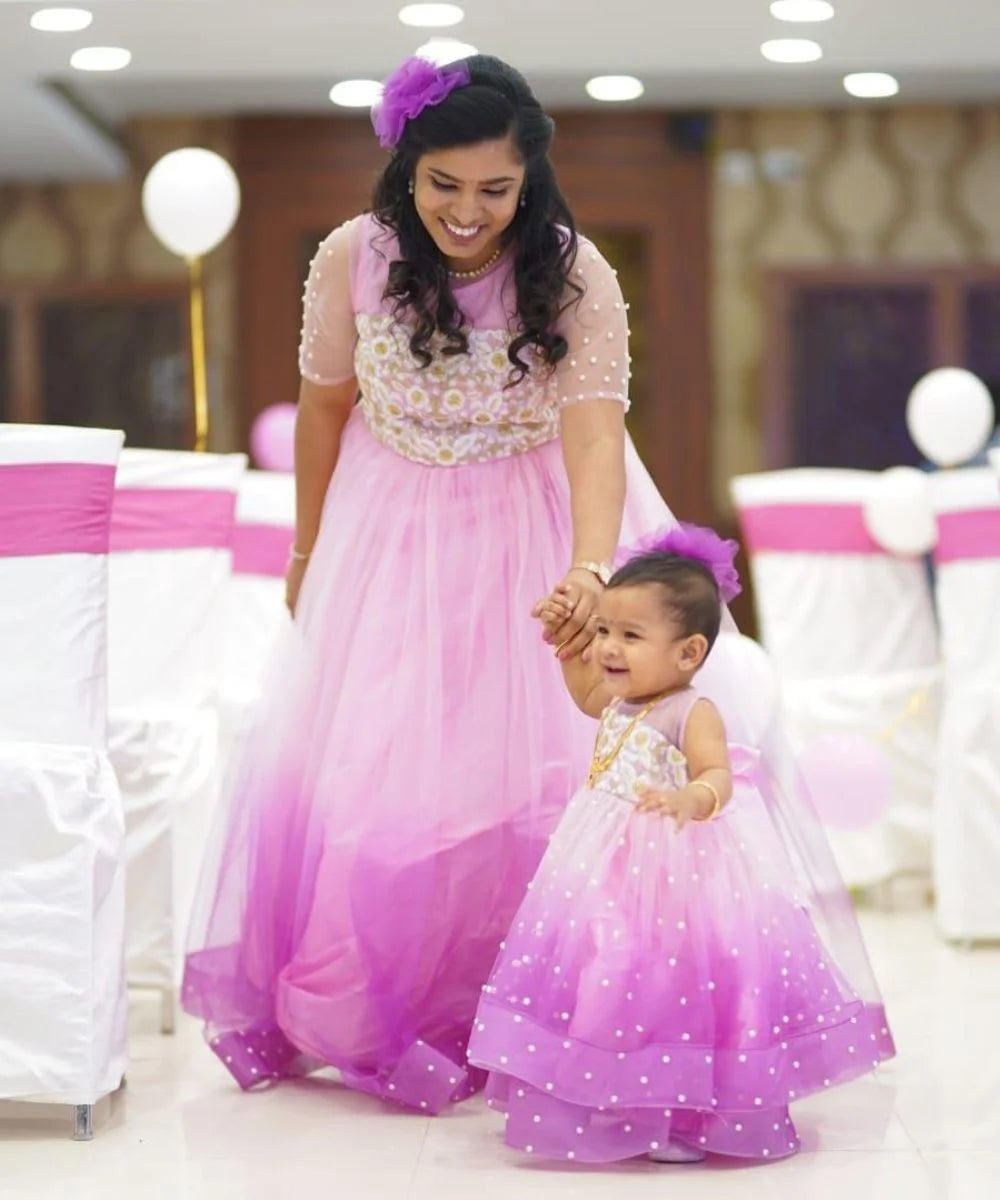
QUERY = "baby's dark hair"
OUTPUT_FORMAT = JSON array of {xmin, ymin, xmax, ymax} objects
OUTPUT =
[{"xmin": 608, "ymin": 553, "xmax": 723, "ymax": 650}]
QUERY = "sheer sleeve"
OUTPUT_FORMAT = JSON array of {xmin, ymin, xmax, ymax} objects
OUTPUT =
[
  {"xmin": 297, "ymin": 218, "xmax": 360, "ymax": 386},
  {"xmin": 553, "ymin": 238, "xmax": 631, "ymax": 410}
]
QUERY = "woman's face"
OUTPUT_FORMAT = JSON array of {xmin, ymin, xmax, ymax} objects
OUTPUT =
[{"xmin": 412, "ymin": 136, "xmax": 526, "ymax": 272}]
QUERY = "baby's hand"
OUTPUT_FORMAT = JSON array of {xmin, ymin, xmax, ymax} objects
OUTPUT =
[
  {"xmin": 532, "ymin": 584, "xmax": 578, "ymax": 643},
  {"xmin": 635, "ymin": 785, "xmax": 713, "ymax": 830}
]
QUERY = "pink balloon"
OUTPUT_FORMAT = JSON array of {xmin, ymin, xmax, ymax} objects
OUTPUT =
[
  {"xmin": 250, "ymin": 403, "xmax": 297, "ymax": 471},
  {"xmin": 797, "ymin": 733, "xmax": 894, "ymax": 831}
]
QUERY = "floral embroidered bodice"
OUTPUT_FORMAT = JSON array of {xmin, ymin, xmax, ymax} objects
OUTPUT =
[
  {"xmin": 299, "ymin": 215, "xmax": 630, "ymax": 467},
  {"xmin": 588, "ymin": 696, "xmax": 697, "ymax": 802}
]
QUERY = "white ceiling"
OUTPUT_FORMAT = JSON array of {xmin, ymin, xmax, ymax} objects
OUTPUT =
[{"xmin": 1, "ymin": 0, "xmax": 999, "ymax": 180}]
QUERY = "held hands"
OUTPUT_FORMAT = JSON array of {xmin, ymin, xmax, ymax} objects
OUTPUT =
[
  {"xmin": 532, "ymin": 569, "xmax": 604, "ymax": 661},
  {"xmin": 635, "ymin": 784, "xmax": 716, "ymax": 830}
]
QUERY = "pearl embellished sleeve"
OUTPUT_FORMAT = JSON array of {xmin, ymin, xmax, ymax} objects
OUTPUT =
[
  {"xmin": 297, "ymin": 218, "xmax": 360, "ymax": 386},
  {"xmin": 554, "ymin": 239, "xmax": 631, "ymax": 410}
]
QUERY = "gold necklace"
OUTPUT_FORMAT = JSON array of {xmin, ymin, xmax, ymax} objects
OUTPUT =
[
  {"xmin": 587, "ymin": 694, "xmax": 669, "ymax": 789},
  {"xmin": 448, "ymin": 246, "xmax": 502, "ymax": 281}
]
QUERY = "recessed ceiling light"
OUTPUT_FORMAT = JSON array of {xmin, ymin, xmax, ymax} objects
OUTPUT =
[
  {"xmin": 760, "ymin": 39, "xmax": 823, "ymax": 64},
  {"xmin": 70, "ymin": 46, "xmax": 131, "ymax": 72},
  {"xmin": 329, "ymin": 79, "xmax": 384, "ymax": 108},
  {"xmin": 770, "ymin": 0, "xmax": 835, "ymax": 22},
  {"xmin": 30, "ymin": 7, "xmax": 93, "ymax": 33},
  {"xmin": 416, "ymin": 38, "xmax": 477, "ymax": 65},
  {"xmin": 844, "ymin": 72, "xmax": 900, "ymax": 99},
  {"xmin": 398, "ymin": 4, "xmax": 464, "ymax": 28},
  {"xmin": 586, "ymin": 75, "xmax": 645, "ymax": 103}
]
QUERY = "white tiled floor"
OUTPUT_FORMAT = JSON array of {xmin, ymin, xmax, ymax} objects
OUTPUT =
[{"xmin": 2, "ymin": 909, "xmax": 998, "ymax": 1199}]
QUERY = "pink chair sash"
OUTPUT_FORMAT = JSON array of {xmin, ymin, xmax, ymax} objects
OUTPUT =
[
  {"xmin": 738, "ymin": 503, "xmax": 880, "ymax": 555},
  {"xmin": 232, "ymin": 522, "xmax": 293, "ymax": 578},
  {"xmin": 0, "ymin": 462, "xmax": 116, "ymax": 557},
  {"xmin": 111, "ymin": 488, "xmax": 236, "ymax": 552},
  {"xmin": 935, "ymin": 508, "xmax": 1000, "ymax": 564}
]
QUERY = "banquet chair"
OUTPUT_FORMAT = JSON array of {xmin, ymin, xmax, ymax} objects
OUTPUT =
[
  {"xmin": 930, "ymin": 467, "xmax": 1000, "ymax": 941},
  {"xmin": 731, "ymin": 468, "xmax": 941, "ymax": 892},
  {"xmin": 108, "ymin": 447, "xmax": 246, "ymax": 1031},
  {"xmin": 0, "ymin": 423, "xmax": 127, "ymax": 1139}
]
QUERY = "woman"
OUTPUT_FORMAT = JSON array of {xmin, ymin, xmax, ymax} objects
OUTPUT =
[{"xmin": 183, "ymin": 55, "xmax": 891, "ymax": 1117}]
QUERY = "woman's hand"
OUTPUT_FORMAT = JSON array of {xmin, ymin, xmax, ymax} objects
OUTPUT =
[
  {"xmin": 285, "ymin": 556, "xmax": 309, "ymax": 617},
  {"xmin": 533, "ymin": 568, "xmax": 604, "ymax": 661}
]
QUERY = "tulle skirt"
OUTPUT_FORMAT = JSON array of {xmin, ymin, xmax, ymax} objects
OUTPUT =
[
  {"xmin": 183, "ymin": 412, "xmax": 672, "ymax": 1108},
  {"xmin": 183, "ymin": 410, "xmax": 894, "ymax": 1116},
  {"xmin": 468, "ymin": 751, "xmax": 895, "ymax": 1162}
]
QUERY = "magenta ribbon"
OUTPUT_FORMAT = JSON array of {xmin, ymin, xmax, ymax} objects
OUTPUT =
[
  {"xmin": 111, "ymin": 487, "xmax": 237, "ymax": 552},
  {"xmin": 739, "ymin": 503, "xmax": 880, "ymax": 555},
  {"xmin": 232, "ymin": 522, "xmax": 294, "ymax": 578},
  {"xmin": 0, "ymin": 462, "xmax": 117, "ymax": 557},
  {"xmin": 935, "ymin": 508, "xmax": 1000, "ymax": 564}
]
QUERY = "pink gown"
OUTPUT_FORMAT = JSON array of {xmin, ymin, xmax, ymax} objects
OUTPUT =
[
  {"xmin": 182, "ymin": 215, "xmax": 893, "ymax": 1115},
  {"xmin": 469, "ymin": 691, "xmax": 895, "ymax": 1161}
]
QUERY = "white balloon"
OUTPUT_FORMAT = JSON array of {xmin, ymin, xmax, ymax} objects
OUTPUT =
[
  {"xmin": 863, "ymin": 466, "xmax": 937, "ymax": 557},
  {"xmin": 142, "ymin": 148, "xmax": 241, "ymax": 259},
  {"xmin": 990, "ymin": 446, "xmax": 1000, "ymax": 482},
  {"xmin": 906, "ymin": 367, "xmax": 995, "ymax": 467}
]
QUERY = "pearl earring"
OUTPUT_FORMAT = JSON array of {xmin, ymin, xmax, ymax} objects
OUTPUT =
[
  {"xmin": 519, "ymin": 191, "xmax": 527, "ymax": 208},
  {"xmin": 408, "ymin": 179, "xmax": 414, "ymax": 195}
]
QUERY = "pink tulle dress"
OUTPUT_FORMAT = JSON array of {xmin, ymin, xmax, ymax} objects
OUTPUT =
[
  {"xmin": 468, "ymin": 690, "xmax": 895, "ymax": 1162},
  {"xmin": 182, "ymin": 215, "xmax": 894, "ymax": 1116}
]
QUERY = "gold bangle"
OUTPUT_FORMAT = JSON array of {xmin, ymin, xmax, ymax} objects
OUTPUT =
[{"xmin": 690, "ymin": 779, "xmax": 722, "ymax": 821}]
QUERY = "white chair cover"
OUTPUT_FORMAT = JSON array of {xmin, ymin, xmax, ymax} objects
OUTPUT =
[
  {"xmin": 731, "ymin": 469, "xmax": 941, "ymax": 889},
  {"xmin": 0, "ymin": 746, "xmax": 126, "ymax": 1106},
  {"xmin": 0, "ymin": 425, "xmax": 123, "ymax": 748},
  {"xmin": 931, "ymin": 467, "xmax": 1000, "ymax": 940},
  {"xmin": 219, "ymin": 469, "xmax": 294, "ymax": 748},
  {"xmin": 0, "ymin": 423, "xmax": 127, "ymax": 1115},
  {"xmin": 108, "ymin": 448, "xmax": 246, "ymax": 999}
]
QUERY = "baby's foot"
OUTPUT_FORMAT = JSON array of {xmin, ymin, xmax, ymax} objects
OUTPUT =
[{"xmin": 648, "ymin": 1139, "xmax": 706, "ymax": 1164}]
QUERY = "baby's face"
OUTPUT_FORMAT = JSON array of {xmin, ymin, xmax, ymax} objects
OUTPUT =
[{"xmin": 594, "ymin": 584, "xmax": 704, "ymax": 703}]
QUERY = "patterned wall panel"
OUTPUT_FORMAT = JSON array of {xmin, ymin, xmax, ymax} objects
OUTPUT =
[{"xmin": 713, "ymin": 104, "xmax": 1000, "ymax": 510}]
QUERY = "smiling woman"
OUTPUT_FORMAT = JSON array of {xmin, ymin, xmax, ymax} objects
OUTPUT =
[
  {"xmin": 415, "ymin": 147, "xmax": 523, "ymax": 271},
  {"xmin": 183, "ymin": 52, "xmax": 687, "ymax": 1117},
  {"xmin": 370, "ymin": 56, "xmax": 579, "ymax": 377}
]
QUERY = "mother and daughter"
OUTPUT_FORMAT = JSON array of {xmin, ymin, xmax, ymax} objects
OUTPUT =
[{"xmin": 182, "ymin": 52, "xmax": 895, "ymax": 1166}]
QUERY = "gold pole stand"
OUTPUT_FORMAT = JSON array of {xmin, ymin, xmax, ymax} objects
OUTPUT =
[{"xmin": 187, "ymin": 254, "xmax": 209, "ymax": 452}]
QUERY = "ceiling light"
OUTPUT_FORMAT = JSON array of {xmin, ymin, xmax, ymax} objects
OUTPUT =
[
  {"xmin": 329, "ymin": 79, "xmax": 383, "ymax": 108},
  {"xmin": 398, "ymin": 4, "xmax": 464, "ymax": 27},
  {"xmin": 30, "ymin": 7, "xmax": 93, "ymax": 32},
  {"xmin": 769, "ymin": 1, "xmax": 835, "ymax": 21},
  {"xmin": 416, "ymin": 38, "xmax": 477, "ymax": 65},
  {"xmin": 760, "ymin": 39, "xmax": 823, "ymax": 64},
  {"xmin": 586, "ymin": 75, "xmax": 645, "ymax": 103},
  {"xmin": 844, "ymin": 72, "xmax": 900, "ymax": 99},
  {"xmin": 70, "ymin": 46, "xmax": 131, "ymax": 71}
]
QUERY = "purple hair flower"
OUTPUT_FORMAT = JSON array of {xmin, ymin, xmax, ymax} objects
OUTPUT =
[
  {"xmin": 617, "ymin": 522, "xmax": 742, "ymax": 602},
  {"xmin": 371, "ymin": 56, "xmax": 471, "ymax": 150}
]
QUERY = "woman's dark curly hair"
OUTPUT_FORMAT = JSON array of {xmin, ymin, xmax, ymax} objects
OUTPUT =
[{"xmin": 371, "ymin": 55, "xmax": 581, "ymax": 383}]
